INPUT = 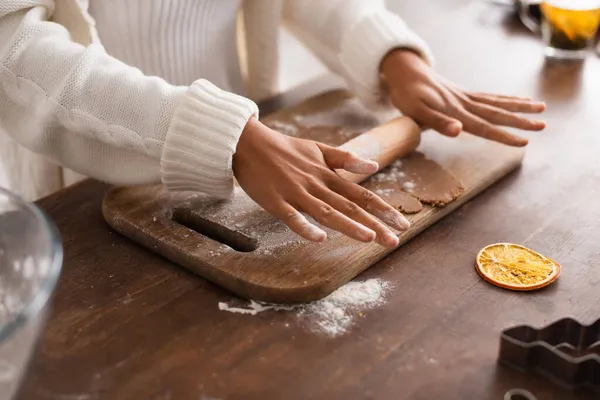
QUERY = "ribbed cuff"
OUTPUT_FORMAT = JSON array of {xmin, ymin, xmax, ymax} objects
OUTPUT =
[
  {"xmin": 161, "ymin": 79, "xmax": 259, "ymax": 198},
  {"xmin": 339, "ymin": 10, "xmax": 434, "ymax": 110}
]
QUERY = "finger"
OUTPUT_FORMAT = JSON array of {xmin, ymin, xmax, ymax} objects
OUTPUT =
[
  {"xmin": 424, "ymin": 87, "xmax": 528, "ymax": 146},
  {"xmin": 464, "ymin": 101, "xmax": 546, "ymax": 131},
  {"xmin": 470, "ymin": 92, "xmax": 533, "ymax": 101},
  {"xmin": 418, "ymin": 107, "xmax": 463, "ymax": 137},
  {"xmin": 330, "ymin": 178, "xmax": 410, "ymax": 230},
  {"xmin": 436, "ymin": 77, "xmax": 535, "ymax": 102},
  {"xmin": 436, "ymin": 74, "xmax": 545, "ymax": 112},
  {"xmin": 296, "ymin": 193, "xmax": 377, "ymax": 243},
  {"xmin": 270, "ymin": 202, "xmax": 327, "ymax": 242},
  {"xmin": 453, "ymin": 108, "xmax": 529, "ymax": 147},
  {"xmin": 466, "ymin": 93, "xmax": 546, "ymax": 113},
  {"xmin": 317, "ymin": 143, "xmax": 379, "ymax": 174},
  {"xmin": 311, "ymin": 184, "xmax": 401, "ymax": 247}
]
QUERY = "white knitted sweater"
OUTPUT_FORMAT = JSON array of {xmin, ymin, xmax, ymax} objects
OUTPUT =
[
  {"xmin": 0, "ymin": 0, "xmax": 432, "ymax": 200},
  {"xmin": 91, "ymin": 0, "xmax": 246, "ymax": 91}
]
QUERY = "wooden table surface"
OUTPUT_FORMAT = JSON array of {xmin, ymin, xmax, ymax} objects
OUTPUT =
[{"xmin": 20, "ymin": 1, "xmax": 600, "ymax": 399}]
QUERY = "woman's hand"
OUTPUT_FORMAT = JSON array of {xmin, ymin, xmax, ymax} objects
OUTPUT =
[
  {"xmin": 233, "ymin": 117, "xmax": 410, "ymax": 247},
  {"xmin": 380, "ymin": 50, "xmax": 546, "ymax": 146}
]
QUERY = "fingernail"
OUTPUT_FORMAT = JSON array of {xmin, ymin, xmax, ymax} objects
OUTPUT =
[
  {"xmin": 446, "ymin": 121, "xmax": 462, "ymax": 136},
  {"xmin": 297, "ymin": 214, "xmax": 327, "ymax": 242},
  {"xmin": 356, "ymin": 226, "xmax": 376, "ymax": 242},
  {"xmin": 306, "ymin": 224, "xmax": 327, "ymax": 242},
  {"xmin": 394, "ymin": 214, "xmax": 411, "ymax": 230},
  {"xmin": 383, "ymin": 231, "xmax": 399, "ymax": 247},
  {"xmin": 379, "ymin": 210, "xmax": 411, "ymax": 231},
  {"xmin": 517, "ymin": 137, "xmax": 529, "ymax": 146}
]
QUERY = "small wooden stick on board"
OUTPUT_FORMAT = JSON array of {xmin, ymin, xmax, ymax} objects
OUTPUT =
[{"xmin": 336, "ymin": 116, "xmax": 422, "ymax": 183}]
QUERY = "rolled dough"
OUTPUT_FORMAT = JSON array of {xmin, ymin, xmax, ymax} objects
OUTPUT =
[
  {"xmin": 393, "ymin": 152, "xmax": 464, "ymax": 207},
  {"xmin": 363, "ymin": 150, "xmax": 464, "ymax": 215},
  {"xmin": 362, "ymin": 180, "xmax": 423, "ymax": 214}
]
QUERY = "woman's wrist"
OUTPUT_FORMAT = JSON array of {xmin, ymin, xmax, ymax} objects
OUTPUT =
[
  {"xmin": 233, "ymin": 117, "xmax": 284, "ymax": 178},
  {"xmin": 380, "ymin": 48, "xmax": 426, "ymax": 83}
]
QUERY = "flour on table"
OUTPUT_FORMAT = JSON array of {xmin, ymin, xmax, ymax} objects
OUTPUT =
[
  {"xmin": 217, "ymin": 278, "xmax": 391, "ymax": 337},
  {"xmin": 218, "ymin": 300, "xmax": 295, "ymax": 315}
]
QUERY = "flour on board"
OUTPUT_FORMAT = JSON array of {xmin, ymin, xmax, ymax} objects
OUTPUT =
[{"xmin": 372, "ymin": 159, "xmax": 407, "ymax": 182}]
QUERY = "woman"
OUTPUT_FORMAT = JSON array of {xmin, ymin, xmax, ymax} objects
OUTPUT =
[{"xmin": 0, "ymin": 0, "xmax": 545, "ymax": 247}]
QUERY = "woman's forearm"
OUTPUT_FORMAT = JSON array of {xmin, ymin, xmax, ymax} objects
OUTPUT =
[
  {"xmin": 0, "ymin": 2, "xmax": 257, "ymax": 198},
  {"xmin": 282, "ymin": 0, "xmax": 432, "ymax": 110}
]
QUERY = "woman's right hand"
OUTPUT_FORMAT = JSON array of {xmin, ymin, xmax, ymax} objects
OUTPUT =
[{"xmin": 232, "ymin": 117, "xmax": 410, "ymax": 248}]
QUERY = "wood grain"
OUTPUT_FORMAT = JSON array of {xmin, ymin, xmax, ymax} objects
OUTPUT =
[
  {"xmin": 102, "ymin": 90, "xmax": 522, "ymax": 304},
  {"xmin": 19, "ymin": 1, "xmax": 600, "ymax": 399}
]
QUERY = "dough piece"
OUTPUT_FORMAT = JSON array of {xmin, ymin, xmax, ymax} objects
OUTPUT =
[
  {"xmin": 362, "ymin": 180, "xmax": 423, "ymax": 214},
  {"xmin": 395, "ymin": 152, "xmax": 464, "ymax": 206}
]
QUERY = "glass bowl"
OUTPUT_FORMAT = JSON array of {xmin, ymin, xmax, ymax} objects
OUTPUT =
[{"xmin": 0, "ymin": 188, "xmax": 63, "ymax": 399}]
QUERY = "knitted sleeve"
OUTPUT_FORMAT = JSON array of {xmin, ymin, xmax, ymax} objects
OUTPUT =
[
  {"xmin": 283, "ymin": 0, "xmax": 434, "ymax": 111},
  {"xmin": 0, "ymin": 1, "xmax": 257, "ymax": 198}
]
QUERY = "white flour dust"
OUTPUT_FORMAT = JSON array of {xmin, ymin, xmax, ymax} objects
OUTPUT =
[
  {"xmin": 375, "ymin": 188, "xmax": 395, "ymax": 196},
  {"xmin": 402, "ymin": 181, "xmax": 416, "ymax": 192},
  {"xmin": 218, "ymin": 300, "xmax": 294, "ymax": 315},
  {"xmin": 372, "ymin": 159, "xmax": 407, "ymax": 183},
  {"xmin": 218, "ymin": 279, "xmax": 391, "ymax": 337}
]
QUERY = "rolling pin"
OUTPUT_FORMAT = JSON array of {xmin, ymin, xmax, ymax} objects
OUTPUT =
[{"xmin": 336, "ymin": 116, "xmax": 421, "ymax": 183}]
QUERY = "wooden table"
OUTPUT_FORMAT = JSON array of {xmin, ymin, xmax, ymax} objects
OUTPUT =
[{"xmin": 20, "ymin": 1, "xmax": 600, "ymax": 399}]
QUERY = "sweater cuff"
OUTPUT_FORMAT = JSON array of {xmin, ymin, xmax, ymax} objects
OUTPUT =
[
  {"xmin": 161, "ymin": 79, "xmax": 259, "ymax": 198},
  {"xmin": 339, "ymin": 10, "xmax": 434, "ymax": 111}
]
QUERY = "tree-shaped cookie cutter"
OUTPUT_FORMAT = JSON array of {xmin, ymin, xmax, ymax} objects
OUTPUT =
[{"xmin": 499, "ymin": 318, "xmax": 600, "ymax": 393}]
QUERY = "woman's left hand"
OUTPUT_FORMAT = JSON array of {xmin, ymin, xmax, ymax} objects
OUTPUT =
[{"xmin": 379, "ymin": 49, "xmax": 546, "ymax": 147}]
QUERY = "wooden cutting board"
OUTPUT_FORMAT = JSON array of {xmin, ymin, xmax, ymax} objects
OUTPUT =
[{"xmin": 102, "ymin": 90, "xmax": 524, "ymax": 304}]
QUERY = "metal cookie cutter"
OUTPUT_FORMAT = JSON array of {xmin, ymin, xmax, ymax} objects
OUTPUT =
[{"xmin": 499, "ymin": 317, "xmax": 600, "ymax": 393}]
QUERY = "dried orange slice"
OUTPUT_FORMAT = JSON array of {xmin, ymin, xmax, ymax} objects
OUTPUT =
[{"xmin": 475, "ymin": 243, "xmax": 560, "ymax": 291}]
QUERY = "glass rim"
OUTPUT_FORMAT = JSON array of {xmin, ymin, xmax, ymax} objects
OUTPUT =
[{"xmin": 0, "ymin": 187, "xmax": 63, "ymax": 342}]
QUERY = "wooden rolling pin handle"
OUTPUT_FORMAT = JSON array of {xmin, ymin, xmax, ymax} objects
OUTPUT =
[{"xmin": 336, "ymin": 116, "xmax": 421, "ymax": 184}]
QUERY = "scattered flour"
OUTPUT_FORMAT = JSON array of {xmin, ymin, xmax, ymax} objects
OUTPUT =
[
  {"xmin": 372, "ymin": 159, "xmax": 407, "ymax": 182},
  {"xmin": 375, "ymin": 188, "xmax": 395, "ymax": 196},
  {"xmin": 217, "ymin": 279, "xmax": 391, "ymax": 337},
  {"xmin": 402, "ymin": 181, "xmax": 416, "ymax": 191},
  {"xmin": 218, "ymin": 300, "xmax": 294, "ymax": 315},
  {"xmin": 254, "ymin": 238, "xmax": 303, "ymax": 256}
]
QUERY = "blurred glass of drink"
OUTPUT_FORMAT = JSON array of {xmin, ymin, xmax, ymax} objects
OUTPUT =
[{"xmin": 520, "ymin": 0, "xmax": 600, "ymax": 60}]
